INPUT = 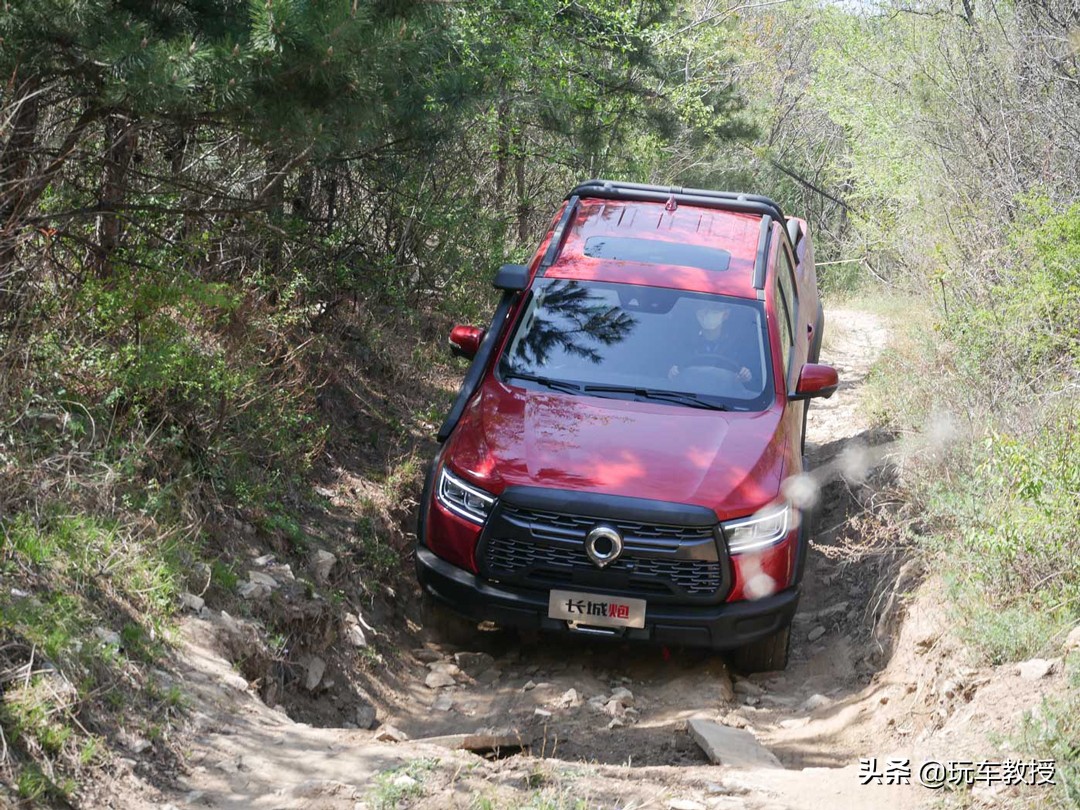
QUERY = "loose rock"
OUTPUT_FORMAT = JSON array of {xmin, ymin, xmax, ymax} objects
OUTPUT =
[
  {"xmin": 312, "ymin": 549, "xmax": 337, "ymax": 583},
  {"xmin": 1017, "ymin": 659, "xmax": 1054, "ymax": 680},
  {"xmin": 1064, "ymin": 625, "xmax": 1080, "ymax": 652},
  {"xmin": 304, "ymin": 657, "xmax": 327, "ymax": 691},
  {"xmin": 454, "ymin": 651, "xmax": 495, "ymax": 675},
  {"xmin": 375, "ymin": 725, "xmax": 408, "ymax": 742},
  {"xmin": 180, "ymin": 592, "xmax": 205, "ymax": 612},
  {"xmin": 355, "ymin": 705, "xmax": 377, "ymax": 729},
  {"xmin": 687, "ymin": 718, "xmax": 782, "ymax": 768},
  {"xmin": 432, "ymin": 694, "xmax": 454, "ymax": 712},
  {"xmin": 807, "ymin": 625, "xmax": 826, "ymax": 642},
  {"xmin": 425, "ymin": 670, "xmax": 456, "ymax": 689},
  {"xmin": 248, "ymin": 570, "xmax": 279, "ymax": 588}
]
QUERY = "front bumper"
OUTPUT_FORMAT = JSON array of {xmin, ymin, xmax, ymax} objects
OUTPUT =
[{"xmin": 416, "ymin": 546, "xmax": 799, "ymax": 650}]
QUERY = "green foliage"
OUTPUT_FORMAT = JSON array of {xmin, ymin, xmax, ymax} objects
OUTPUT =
[
  {"xmin": 368, "ymin": 758, "xmax": 438, "ymax": 809},
  {"xmin": 1018, "ymin": 662, "xmax": 1080, "ymax": 809}
]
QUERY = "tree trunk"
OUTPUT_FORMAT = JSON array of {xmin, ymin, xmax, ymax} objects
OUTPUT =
[
  {"xmin": 94, "ymin": 113, "xmax": 139, "ymax": 278},
  {"xmin": 0, "ymin": 78, "xmax": 42, "ymax": 320},
  {"xmin": 514, "ymin": 127, "xmax": 529, "ymax": 243}
]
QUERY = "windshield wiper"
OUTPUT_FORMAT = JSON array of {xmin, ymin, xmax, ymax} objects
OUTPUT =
[
  {"xmin": 582, "ymin": 384, "xmax": 730, "ymax": 411},
  {"xmin": 502, "ymin": 371, "xmax": 582, "ymax": 394}
]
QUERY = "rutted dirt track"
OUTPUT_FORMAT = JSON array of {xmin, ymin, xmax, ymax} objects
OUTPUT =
[{"xmin": 154, "ymin": 310, "xmax": 1061, "ymax": 809}]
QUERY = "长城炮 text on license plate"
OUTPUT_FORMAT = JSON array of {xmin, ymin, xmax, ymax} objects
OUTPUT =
[{"xmin": 548, "ymin": 590, "xmax": 646, "ymax": 629}]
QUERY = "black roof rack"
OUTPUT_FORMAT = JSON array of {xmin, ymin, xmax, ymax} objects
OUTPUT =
[
  {"xmin": 568, "ymin": 179, "xmax": 786, "ymax": 224},
  {"xmin": 568, "ymin": 179, "xmax": 783, "ymax": 290}
]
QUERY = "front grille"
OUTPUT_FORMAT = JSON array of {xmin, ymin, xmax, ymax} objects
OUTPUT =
[
  {"xmin": 500, "ymin": 504, "xmax": 714, "ymax": 544},
  {"xmin": 484, "ymin": 536, "xmax": 723, "ymax": 597}
]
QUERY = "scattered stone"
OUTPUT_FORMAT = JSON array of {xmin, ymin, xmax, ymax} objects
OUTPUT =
[
  {"xmin": 743, "ymin": 696, "xmax": 760, "ymax": 707},
  {"xmin": 222, "ymin": 671, "xmax": 248, "ymax": 692},
  {"xmin": 237, "ymin": 581, "xmax": 270, "ymax": 600},
  {"xmin": 475, "ymin": 668, "xmax": 502, "ymax": 685},
  {"xmin": 94, "ymin": 627, "xmax": 120, "ymax": 646},
  {"xmin": 375, "ymin": 726, "xmax": 407, "ymax": 743},
  {"xmin": 807, "ymin": 626, "xmax": 827, "ymax": 642},
  {"xmin": 414, "ymin": 648, "xmax": 443, "ymax": 663},
  {"xmin": 733, "ymin": 680, "xmax": 763, "ymax": 697},
  {"xmin": 252, "ymin": 554, "xmax": 275, "ymax": 567},
  {"xmin": 312, "ymin": 550, "xmax": 337, "ymax": 583},
  {"xmin": 432, "ymin": 694, "xmax": 454, "ymax": 712},
  {"xmin": 1017, "ymin": 659, "xmax": 1054, "ymax": 680},
  {"xmin": 344, "ymin": 615, "xmax": 367, "ymax": 647},
  {"xmin": 610, "ymin": 686, "xmax": 635, "ymax": 706},
  {"xmin": 604, "ymin": 699, "xmax": 627, "ymax": 718},
  {"xmin": 524, "ymin": 664, "xmax": 541, "ymax": 675},
  {"xmin": 1064, "ymin": 625, "xmax": 1080, "ymax": 652},
  {"xmin": 779, "ymin": 717, "xmax": 809, "ymax": 730},
  {"xmin": 425, "ymin": 670, "xmax": 456, "ymax": 689},
  {"xmin": 556, "ymin": 688, "xmax": 582, "ymax": 708},
  {"xmin": 721, "ymin": 711, "xmax": 749, "ymax": 729},
  {"xmin": 355, "ymin": 705, "xmax": 377, "ymax": 729},
  {"xmin": 534, "ymin": 708, "xmax": 552, "ymax": 718},
  {"xmin": 454, "ymin": 651, "xmax": 495, "ymax": 675},
  {"xmin": 607, "ymin": 716, "xmax": 625, "ymax": 729},
  {"xmin": 799, "ymin": 694, "xmax": 829, "ymax": 712},
  {"xmin": 288, "ymin": 780, "xmax": 358, "ymax": 800},
  {"xmin": 179, "ymin": 592, "xmax": 205, "ymax": 612},
  {"xmin": 183, "ymin": 790, "xmax": 205, "ymax": 805},
  {"xmin": 314, "ymin": 486, "xmax": 335, "ymax": 499},
  {"xmin": 426, "ymin": 661, "xmax": 462, "ymax": 676},
  {"xmin": 522, "ymin": 680, "xmax": 537, "ymax": 691},
  {"xmin": 10, "ymin": 588, "xmax": 30, "ymax": 598},
  {"xmin": 391, "ymin": 774, "xmax": 418, "ymax": 790},
  {"xmin": 268, "ymin": 563, "xmax": 294, "ymax": 581},
  {"xmin": 304, "ymin": 657, "xmax": 327, "ymax": 691},
  {"xmin": 687, "ymin": 718, "xmax": 783, "ymax": 769},
  {"xmin": 808, "ymin": 601, "xmax": 850, "ymax": 620},
  {"xmin": 667, "ymin": 801, "xmax": 706, "ymax": 810},
  {"xmin": 127, "ymin": 737, "xmax": 152, "ymax": 754},
  {"xmin": 248, "ymin": 570, "xmax": 279, "ymax": 588}
]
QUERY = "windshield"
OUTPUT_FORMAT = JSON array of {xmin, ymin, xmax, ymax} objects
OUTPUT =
[{"xmin": 498, "ymin": 279, "xmax": 773, "ymax": 411}]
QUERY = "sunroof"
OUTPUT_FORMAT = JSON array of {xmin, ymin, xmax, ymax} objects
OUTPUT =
[{"xmin": 583, "ymin": 236, "xmax": 731, "ymax": 272}]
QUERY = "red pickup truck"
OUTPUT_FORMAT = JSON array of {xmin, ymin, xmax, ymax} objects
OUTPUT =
[{"xmin": 416, "ymin": 180, "xmax": 836, "ymax": 672}]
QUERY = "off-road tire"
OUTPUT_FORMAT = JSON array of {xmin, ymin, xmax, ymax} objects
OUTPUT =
[
  {"xmin": 730, "ymin": 625, "xmax": 791, "ymax": 674},
  {"xmin": 420, "ymin": 591, "xmax": 478, "ymax": 647}
]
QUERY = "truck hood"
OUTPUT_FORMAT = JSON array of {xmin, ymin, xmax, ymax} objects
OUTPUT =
[{"xmin": 444, "ymin": 378, "xmax": 789, "ymax": 518}]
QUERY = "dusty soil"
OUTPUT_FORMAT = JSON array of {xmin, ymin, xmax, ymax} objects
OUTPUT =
[{"xmin": 104, "ymin": 309, "xmax": 1069, "ymax": 810}]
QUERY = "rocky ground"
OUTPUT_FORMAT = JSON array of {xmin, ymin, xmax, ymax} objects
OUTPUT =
[{"xmin": 91, "ymin": 309, "xmax": 1075, "ymax": 810}]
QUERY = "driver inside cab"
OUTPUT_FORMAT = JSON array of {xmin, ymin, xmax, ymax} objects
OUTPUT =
[{"xmin": 669, "ymin": 301, "xmax": 754, "ymax": 386}]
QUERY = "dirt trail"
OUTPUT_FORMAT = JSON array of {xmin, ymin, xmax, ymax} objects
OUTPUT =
[{"xmin": 156, "ymin": 309, "xmax": 1059, "ymax": 809}]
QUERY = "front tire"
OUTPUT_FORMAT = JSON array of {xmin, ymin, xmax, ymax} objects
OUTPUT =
[
  {"xmin": 420, "ymin": 591, "xmax": 478, "ymax": 647},
  {"xmin": 730, "ymin": 625, "xmax": 791, "ymax": 674}
]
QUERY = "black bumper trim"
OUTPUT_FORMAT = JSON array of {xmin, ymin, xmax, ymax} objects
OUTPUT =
[{"xmin": 416, "ymin": 547, "xmax": 799, "ymax": 651}]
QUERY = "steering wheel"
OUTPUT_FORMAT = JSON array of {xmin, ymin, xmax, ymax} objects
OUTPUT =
[{"xmin": 686, "ymin": 353, "xmax": 741, "ymax": 373}]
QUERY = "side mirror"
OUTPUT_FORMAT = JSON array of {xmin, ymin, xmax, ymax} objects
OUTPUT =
[
  {"xmin": 790, "ymin": 363, "xmax": 838, "ymax": 400},
  {"xmin": 449, "ymin": 325, "xmax": 485, "ymax": 359},
  {"xmin": 493, "ymin": 263, "xmax": 528, "ymax": 292}
]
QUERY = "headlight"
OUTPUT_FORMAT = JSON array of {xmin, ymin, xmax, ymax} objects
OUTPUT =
[
  {"xmin": 436, "ymin": 467, "xmax": 495, "ymax": 524},
  {"xmin": 723, "ymin": 502, "xmax": 796, "ymax": 554}
]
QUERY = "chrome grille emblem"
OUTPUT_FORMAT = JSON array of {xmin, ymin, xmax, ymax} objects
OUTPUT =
[{"xmin": 584, "ymin": 525, "xmax": 623, "ymax": 569}]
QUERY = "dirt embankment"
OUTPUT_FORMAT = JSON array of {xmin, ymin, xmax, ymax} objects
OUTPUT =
[{"xmin": 107, "ymin": 309, "xmax": 1068, "ymax": 810}]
